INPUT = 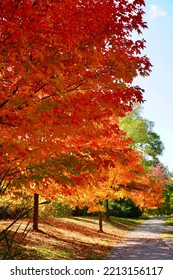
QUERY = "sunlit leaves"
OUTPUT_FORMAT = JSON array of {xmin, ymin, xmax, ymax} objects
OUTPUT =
[{"xmin": 0, "ymin": 0, "xmax": 155, "ymax": 211}]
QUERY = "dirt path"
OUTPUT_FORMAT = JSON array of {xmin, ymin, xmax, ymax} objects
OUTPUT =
[{"xmin": 107, "ymin": 218, "xmax": 173, "ymax": 260}]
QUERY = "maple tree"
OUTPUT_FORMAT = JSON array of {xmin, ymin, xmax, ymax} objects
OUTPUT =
[
  {"xmin": 1, "ymin": 0, "xmax": 153, "ymax": 229},
  {"xmin": 151, "ymin": 163, "xmax": 167, "ymax": 186},
  {"xmin": 62, "ymin": 147, "xmax": 164, "ymax": 231}
]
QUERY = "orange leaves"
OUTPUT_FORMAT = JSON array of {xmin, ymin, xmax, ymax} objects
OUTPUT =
[
  {"xmin": 87, "ymin": 204, "xmax": 105, "ymax": 213},
  {"xmin": 0, "ymin": 0, "xmax": 154, "ymax": 211},
  {"xmin": 61, "ymin": 145, "xmax": 164, "ymax": 213}
]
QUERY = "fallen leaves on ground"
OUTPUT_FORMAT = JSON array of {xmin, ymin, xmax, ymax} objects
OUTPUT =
[{"xmin": 0, "ymin": 216, "xmax": 128, "ymax": 260}]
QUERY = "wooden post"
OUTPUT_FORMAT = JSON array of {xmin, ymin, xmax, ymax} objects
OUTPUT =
[{"xmin": 33, "ymin": 193, "xmax": 39, "ymax": 231}]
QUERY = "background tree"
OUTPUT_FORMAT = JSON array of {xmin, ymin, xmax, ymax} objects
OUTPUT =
[
  {"xmin": 156, "ymin": 167, "xmax": 173, "ymax": 215},
  {"xmin": 119, "ymin": 104, "xmax": 164, "ymax": 167},
  {"xmin": 62, "ymin": 148, "xmax": 164, "ymax": 231}
]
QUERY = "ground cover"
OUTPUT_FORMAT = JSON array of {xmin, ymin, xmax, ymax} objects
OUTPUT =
[
  {"xmin": 163, "ymin": 216, "xmax": 173, "ymax": 238},
  {"xmin": 165, "ymin": 217, "xmax": 173, "ymax": 226},
  {"xmin": 0, "ymin": 216, "xmax": 143, "ymax": 260}
]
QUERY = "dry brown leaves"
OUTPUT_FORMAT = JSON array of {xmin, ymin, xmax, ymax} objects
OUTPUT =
[{"xmin": 0, "ymin": 217, "xmax": 126, "ymax": 260}]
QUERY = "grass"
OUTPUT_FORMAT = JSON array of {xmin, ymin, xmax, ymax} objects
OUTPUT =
[
  {"xmin": 163, "ymin": 217, "xmax": 173, "ymax": 238},
  {"xmin": 109, "ymin": 216, "xmax": 144, "ymax": 229},
  {"xmin": 0, "ymin": 216, "xmax": 144, "ymax": 260},
  {"xmin": 165, "ymin": 218, "xmax": 173, "ymax": 226},
  {"xmin": 163, "ymin": 232, "xmax": 173, "ymax": 238}
]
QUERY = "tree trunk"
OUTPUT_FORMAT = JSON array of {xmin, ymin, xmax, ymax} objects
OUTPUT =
[
  {"xmin": 98, "ymin": 211, "xmax": 103, "ymax": 232},
  {"xmin": 105, "ymin": 199, "xmax": 110, "ymax": 221},
  {"xmin": 33, "ymin": 193, "xmax": 39, "ymax": 231}
]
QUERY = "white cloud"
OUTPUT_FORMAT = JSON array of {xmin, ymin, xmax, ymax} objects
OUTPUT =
[{"xmin": 149, "ymin": 4, "xmax": 166, "ymax": 20}]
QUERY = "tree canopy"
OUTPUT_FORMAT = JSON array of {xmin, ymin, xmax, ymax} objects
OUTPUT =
[{"xmin": 1, "ymin": 0, "xmax": 164, "ymax": 215}]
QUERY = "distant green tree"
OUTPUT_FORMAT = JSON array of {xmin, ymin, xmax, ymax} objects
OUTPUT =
[
  {"xmin": 157, "ymin": 168, "xmax": 173, "ymax": 215},
  {"xmin": 159, "ymin": 184, "xmax": 173, "ymax": 215},
  {"xmin": 119, "ymin": 104, "xmax": 164, "ymax": 167},
  {"xmin": 108, "ymin": 198, "xmax": 143, "ymax": 218}
]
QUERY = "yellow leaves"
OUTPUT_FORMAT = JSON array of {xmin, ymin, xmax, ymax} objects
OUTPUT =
[
  {"xmin": 167, "ymin": 178, "xmax": 173, "ymax": 185},
  {"xmin": 88, "ymin": 204, "xmax": 104, "ymax": 213}
]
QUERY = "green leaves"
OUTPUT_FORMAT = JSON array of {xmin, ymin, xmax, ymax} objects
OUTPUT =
[{"xmin": 119, "ymin": 104, "xmax": 164, "ymax": 166}]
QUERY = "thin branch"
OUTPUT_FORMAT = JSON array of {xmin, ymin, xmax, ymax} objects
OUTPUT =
[
  {"xmin": 0, "ymin": 100, "xmax": 8, "ymax": 108},
  {"xmin": 0, "ymin": 87, "xmax": 18, "ymax": 109},
  {"xmin": 66, "ymin": 83, "xmax": 84, "ymax": 92},
  {"xmin": 67, "ymin": 75, "xmax": 94, "ymax": 89},
  {"xmin": 0, "ymin": 121, "xmax": 16, "ymax": 127}
]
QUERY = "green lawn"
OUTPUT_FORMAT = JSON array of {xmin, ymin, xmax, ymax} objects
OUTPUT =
[
  {"xmin": 163, "ymin": 217, "xmax": 173, "ymax": 238},
  {"xmin": 165, "ymin": 217, "xmax": 173, "ymax": 226}
]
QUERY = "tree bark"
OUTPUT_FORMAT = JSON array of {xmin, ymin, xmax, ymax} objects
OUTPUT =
[
  {"xmin": 105, "ymin": 199, "xmax": 110, "ymax": 221},
  {"xmin": 98, "ymin": 211, "xmax": 103, "ymax": 232},
  {"xmin": 33, "ymin": 193, "xmax": 39, "ymax": 231}
]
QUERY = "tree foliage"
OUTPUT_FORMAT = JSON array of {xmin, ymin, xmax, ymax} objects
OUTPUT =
[
  {"xmin": 1, "ymin": 0, "xmax": 162, "ymax": 220},
  {"xmin": 119, "ymin": 104, "xmax": 164, "ymax": 166},
  {"xmin": 108, "ymin": 198, "xmax": 143, "ymax": 218}
]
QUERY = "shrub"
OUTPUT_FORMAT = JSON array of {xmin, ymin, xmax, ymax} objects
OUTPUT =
[
  {"xmin": 39, "ymin": 201, "xmax": 72, "ymax": 218},
  {"xmin": 0, "ymin": 175, "xmax": 32, "ymax": 259},
  {"xmin": 109, "ymin": 198, "xmax": 143, "ymax": 218}
]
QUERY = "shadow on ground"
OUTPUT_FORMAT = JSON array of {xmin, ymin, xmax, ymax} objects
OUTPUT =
[{"xmin": 107, "ymin": 218, "xmax": 173, "ymax": 260}]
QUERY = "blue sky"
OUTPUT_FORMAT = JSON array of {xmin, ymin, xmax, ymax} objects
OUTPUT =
[{"xmin": 135, "ymin": 0, "xmax": 173, "ymax": 172}]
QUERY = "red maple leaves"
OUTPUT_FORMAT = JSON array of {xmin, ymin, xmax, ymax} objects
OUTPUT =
[{"xmin": 1, "ymin": 0, "xmax": 163, "ymax": 211}]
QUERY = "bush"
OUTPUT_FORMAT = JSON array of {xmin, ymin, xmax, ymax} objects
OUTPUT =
[
  {"xmin": 0, "ymin": 205, "xmax": 11, "ymax": 219},
  {"xmin": 0, "ymin": 195, "xmax": 33, "ymax": 219},
  {"xmin": 72, "ymin": 206, "xmax": 99, "ymax": 217},
  {"xmin": 109, "ymin": 198, "xmax": 143, "ymax": 218},
  {"xmin": 0, "ymin": 177, "xmax": 32, "ymax": 259},
  {"xmin": 39, "ymin": 201, "xmax": 72, "ymax": 218},
  {"xmin": 72, "ymin": 206, "xmax": 89, "ymax": 216}
]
